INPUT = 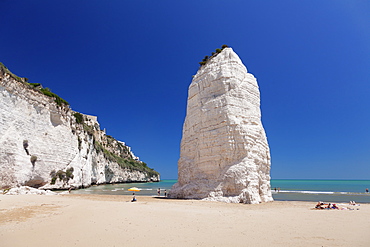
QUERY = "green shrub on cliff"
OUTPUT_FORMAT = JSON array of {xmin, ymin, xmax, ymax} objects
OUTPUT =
[
  {"xmin": 93, "ymin": 139, "xmax": 159, "ymax": 178},
  {"xmin": 30, "ymin": 155, "xmax": 37, "ymax": 166},
  {"xmin": 77, "ymin": 136, "xmax": 82, "ymax": 151},
  {"xmin": 40, "ymin": 87, "xmax": 69, "ymax": 106},
  {"xmin": 28, "ymin": 83, "xmax": 41, "ymax": 88},
  {"xmin": 50, "ymin": 168, "xmax": 74, "ymax": 185},
  {"xmin": 73, "ymin": 112, "xmax": 84, "ymax": 124},
  {"xmin": 198, "ymin": 45, "xmax": 229, "ymax": 67},
  {"xmin": 0, "ymin": 62, "xmax": 69, "ymax": 106},
  {"xmin": 0, "ymin": 62, "xmax": 28, "ymax": 83},
  {"xmin": 66, "ymin": 167, "xmax": 74, "ymax": 179},
  {"xmin": 83, "ymin": 123, "xmax": 94, "ymax": 136}
]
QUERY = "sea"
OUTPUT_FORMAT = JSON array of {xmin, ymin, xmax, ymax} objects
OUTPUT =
[{"xmin": 73, "ymin": 179, "xmax": 370, "ymax": 203}]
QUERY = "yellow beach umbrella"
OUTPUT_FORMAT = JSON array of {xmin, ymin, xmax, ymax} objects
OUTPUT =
[{"xmin": 128, "ymin": 187, "xmax": 141, "ymax": 192}]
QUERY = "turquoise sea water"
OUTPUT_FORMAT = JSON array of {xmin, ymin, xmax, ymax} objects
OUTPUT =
[
  {"xmin": 271, "ymin": 179, "xmax": 370, "ymax": 203},
  {"xmin": 73, "ymin": 179, "xmax": 370, "ymax": 203},
  {"xmin": 73, "ymin": 179, "xmax": 177, "ymax": 197}
]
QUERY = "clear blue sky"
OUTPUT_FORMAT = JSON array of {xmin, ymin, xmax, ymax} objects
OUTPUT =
[{"xmin": 1, "ymin": 1, "xmax": 369, "ymax": 179}]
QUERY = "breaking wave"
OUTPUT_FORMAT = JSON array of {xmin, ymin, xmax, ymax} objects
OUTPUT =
[{"xmin": 273, "ymin": 190, "xmax": 369, "ymax": 196}]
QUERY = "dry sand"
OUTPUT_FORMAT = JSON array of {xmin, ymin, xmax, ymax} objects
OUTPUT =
[{"xmin": 0, "ymin": 194, "xmax": 369, "ymax": 247}]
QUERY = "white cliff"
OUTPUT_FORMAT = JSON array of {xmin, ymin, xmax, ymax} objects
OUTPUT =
[
  {"xmin": 169, "ymin": 47, "xmax": 273, "ymax": 204},
  {"xmin": 0, "ymin": 63, "xmax": 159, "ymax": 190}
]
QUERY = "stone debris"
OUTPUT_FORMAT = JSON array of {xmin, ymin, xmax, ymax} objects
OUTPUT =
[{"xmin": 4, "ymin": 186, "xmax": 57, "ymax": 195}]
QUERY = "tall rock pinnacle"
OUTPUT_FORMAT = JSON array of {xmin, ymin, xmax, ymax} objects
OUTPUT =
[{"xmin": 169, "ymin": 47, "xmax": 273, "ymax": 204}]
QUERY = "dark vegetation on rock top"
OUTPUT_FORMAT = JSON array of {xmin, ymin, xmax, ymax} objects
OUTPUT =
[
  {"xmin": 198, "ymin": 44, "xmax": 228, "ymax": 66},
  {"xmin": 0, "ymin": 62, "xmax": 68, "ymax": 106}
]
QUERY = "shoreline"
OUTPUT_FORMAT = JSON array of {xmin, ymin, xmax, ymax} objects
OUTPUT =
[{"xmin": 1, "ymin": 194, "xmax": 369, "ymax": 247}]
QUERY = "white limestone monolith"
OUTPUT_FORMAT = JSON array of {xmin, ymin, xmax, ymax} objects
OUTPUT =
[{"xmin": 169, "ymin": 48, "xmax": 273, "ymax": 204}]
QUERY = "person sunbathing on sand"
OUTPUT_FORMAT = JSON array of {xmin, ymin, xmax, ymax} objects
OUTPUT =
[
  {"xmin": 315, "ymin": 202, "xmax": 325, "ymax": 209},
  {"xmin": 315, "ymin": 202, "xmax": 339, "ymax": 210},
  {"xmin": 350, "ymin": 201, "xmax": 357, "ymax": 205}
]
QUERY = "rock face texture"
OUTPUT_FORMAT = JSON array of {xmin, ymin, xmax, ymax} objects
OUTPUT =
[
  {"xmin": 3, "ymin": 186, "xmax": 58, "ymax": 195},
  {"xmin": 0, "ymin": 64, "xmax": 159, "ymax": 190},
  {"xmin": 169, "ymin": 48, "xmax": 272, "ymax": 204}
]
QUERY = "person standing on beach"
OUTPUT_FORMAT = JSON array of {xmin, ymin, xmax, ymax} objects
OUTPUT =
[
  {"xmin": 157, "ymin": 188, "xmax": 160, "ymax": 196},
  {"xmin": 164, "ymin": 190, "xmax": 167, "ymax": 197}
]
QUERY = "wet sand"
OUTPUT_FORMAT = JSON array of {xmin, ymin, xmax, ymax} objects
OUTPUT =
[{"xmin": 1, "ymin": 194, "xmax": 369, "ymax": 247}]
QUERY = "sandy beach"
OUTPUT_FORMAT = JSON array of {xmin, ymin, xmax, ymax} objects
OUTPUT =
[{"xmin": 1, "ymin": 194, "xmax": 369, "ymax": 247}]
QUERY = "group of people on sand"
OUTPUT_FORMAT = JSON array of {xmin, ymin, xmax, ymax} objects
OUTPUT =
[
  {"xmin": 315, "ymin": 202, "xmax": 339, "ymax": 209},
  {"xmin": 273, "ymin": 187, "xmax": 280, "ymax": 192},
  {"xmin": 131, "ymin": 188, "xmax": 168, "ymax": 202},
  {"xmin": 157, "ymin": 188, "xmax": 167, "ymax": 197},
  {"xmin": 315, "ymin": 201, "xmax": 359, "ymax": 210}
]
